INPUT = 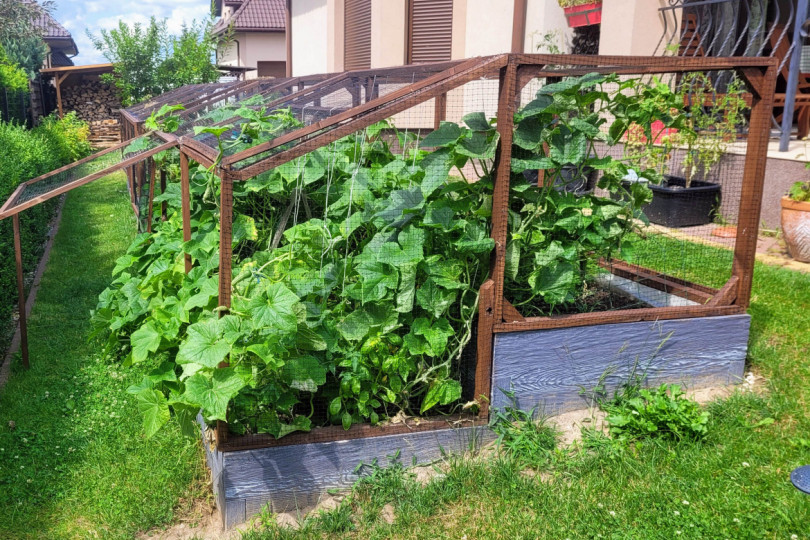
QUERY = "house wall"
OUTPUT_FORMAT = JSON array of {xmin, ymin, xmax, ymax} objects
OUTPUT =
[
  {"xmin": 598, "ymin": 0, "xmax": 667, "ymax": 56},
  {"xmin": 370, "ymin": 0, "xmax": 406, "ymax": 68},
  {"xmin": 243, "ymin": 32, "xmax": 286, "ymax": 79},
  {"xmin": 291, "ymin": 0, "xmax": 330, "ymax": 76},
  {"xmin": 218, "ymin": 32, "xmax": 287, "ymax": 80}
]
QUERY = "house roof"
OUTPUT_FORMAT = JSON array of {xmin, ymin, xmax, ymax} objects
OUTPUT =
[
  {"xmin": 49, "ymin": 50, "xmax": 74, "ymax": 67},
  {"xmin": 212, "ymin": 0, "xmax": 286, "ymax": 35},
  {"xmin": 29, "ymin": 2, "xmax": 78, "ymax": 56}
]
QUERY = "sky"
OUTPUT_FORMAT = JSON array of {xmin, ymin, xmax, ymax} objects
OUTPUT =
[{"xmin": 53, "ymin": 0, "xmax": 214, "ymax": 65}]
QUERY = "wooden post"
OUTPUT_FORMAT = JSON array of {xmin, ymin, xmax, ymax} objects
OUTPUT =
[
  {"xmin": 489, "ymin": 58, "xmax": 519, "ymax": 324},
  {"xmin": 732, "ymin": 64, "xmax": 777, "ymax": 309},
  {"xmin": 180, "ymin": 152, "xmax": 192, "ymax": 273},
  {"xmin": 146, "ymin": 158, "xmax": 156, "ymax": 233},
  {"xmin": 160, "ymin": 168, "xmax": 167, "ymax": 221},
  {"xmin": 433, "ymin": 93, "xmax": 447, "ymax": 130},
  {"xmin": 216, "ymin": 174, "xmax": 234, "ymax": 446},
  {"xmin": 13, "ymin": 214, "xmax": 29, "ymax": 369},
  {"xmin": 54, "ymin": 73, "xmax": 68, "ymax": 118},
  {"xmin": 472, "ymin": 57, "xmax": 519, "ymax": 420},
  {"xmin": 218, "ymin": 176, "xmax": 233, "ymax": 311},
  {"xmin": 475, "ymin": 280, "xmax": 495, "ymax": 417}
]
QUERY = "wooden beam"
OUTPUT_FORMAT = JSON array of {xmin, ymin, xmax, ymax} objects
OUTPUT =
[
  {"xmin": 179, "ymin": 152, "xmax": 193, "ymax": 274},
  {"xmin": 227, "ymin": 55, "xmax": 508, "ymax": 179},
  {"xmin": 490, "ymin": 58, "xmax": 519, "ymax": 324},
  {"xmin": 600, "ymin": 260, "xmax": 715, "ymax": 304},
  {"xmin": 474, "ymin": 279, "xmax": 495, "ymax": 418},
  {"xmin": 0, "ymin": 140, "xmax": 177, "ymax": 219},
  {"xmin": 493, "ymin": 305, "xmax": 744, "ymax": 333},
  {"xmin": 433, "ymin": 93, "xmax": 447, "ymax": 130},
  {"xmin": 502, "ymin": 298, "xmax": 524, "ymax": 323},
  {"xmin": 146, "ymin": 158, "xmax": 156, "ymax": 233},
  {"xmin": 222, "ymin": 56, "xmax": 493, "ymax": 168},
  {"xmin": 13, "ymin": 214, "xmax": 28, "ymax": 369},
  {"xmin": 732, "ymin": 64, "xmax": 777, "ymax": 309},
  {"xmin": 54, "ymin": 72, "xmax": 69, "ymax": 118},
  {"xmin": 708, "ymin": 276, "xmax": 739, "ymax": 307}
]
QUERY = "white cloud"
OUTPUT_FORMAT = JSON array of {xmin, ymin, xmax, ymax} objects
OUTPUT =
[{"xmin": 54, "ymin": 0, "xmax": 215, "ymax": 64}]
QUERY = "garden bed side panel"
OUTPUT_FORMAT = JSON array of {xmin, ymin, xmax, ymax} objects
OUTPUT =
[
  {"xmin": 491, "ymin": 314, "xmax": 750, "ymax": 414},
  {"xmin": 202, "ymin": 422, "xmax": 493, "ymax": 529}
]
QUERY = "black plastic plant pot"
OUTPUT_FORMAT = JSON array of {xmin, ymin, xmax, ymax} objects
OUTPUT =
[
  {"xmin": 523, "ymin": 165, "xmax": 597, "ymax": 196},
  {"xmin": 621, "ymin": 176, "xmax": 721, "ymax": 228}
]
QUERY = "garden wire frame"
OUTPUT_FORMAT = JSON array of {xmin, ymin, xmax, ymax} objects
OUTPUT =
[{"xmin": 0, "ymin": 54, "xmax": 777, "ymax": 452}]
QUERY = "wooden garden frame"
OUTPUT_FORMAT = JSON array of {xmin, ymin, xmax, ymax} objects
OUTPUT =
[{"xmin": 0, "ymin": 54, "xmax": 777, "ymax": 449}]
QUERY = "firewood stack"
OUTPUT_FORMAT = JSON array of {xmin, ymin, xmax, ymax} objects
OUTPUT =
[{"xmin": 62, "ymin": 81, "xmax": 122, "ymax": 148}]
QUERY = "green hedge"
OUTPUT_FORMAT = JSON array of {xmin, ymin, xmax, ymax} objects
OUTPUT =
[{"xmin": 0, "ymin": 112, "xmax": 92, "ymax": 349}]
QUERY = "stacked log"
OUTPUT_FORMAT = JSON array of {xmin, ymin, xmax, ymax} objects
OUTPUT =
[
  {"xmin": 88, "ymin": 119, "xmax": 121, "ymax": 148},
  {"xmin": 61, "ymin": 81, "xmax": 122, "ymax": 147},
  {"xmin": 62, "ymin": 80, "xmax": 120, "ymax": 122}
]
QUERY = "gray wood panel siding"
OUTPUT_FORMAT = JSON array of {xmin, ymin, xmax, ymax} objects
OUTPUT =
[
  {"xmin": 204, "ymin": 422, "xmax": 492, "ymax": 528},
  {"xmin": 491, "ymin": 314, "xmax": 750, "ymax": 415}
]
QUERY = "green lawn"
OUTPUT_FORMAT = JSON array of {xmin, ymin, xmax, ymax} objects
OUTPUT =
[
  {"xmin": 0, "ymin": 173, "xmax": 204, "ymax": 540},
  {"xmin": 2, "ymin": 174, "xmax": 810, "ymax": 538}
]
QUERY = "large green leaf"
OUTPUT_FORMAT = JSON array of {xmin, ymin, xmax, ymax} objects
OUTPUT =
[
  {"xmin": 183, "ymin": 368, "xmax": 246, "ymax": 421},
  {"xmin": 131, "ymin": 321, "xmax": 161, "ymax": 364},
  {"xmin": 249, "ymin": 282, "xmax": 300, "ymax": 333},
  {"xmin": 420, "ymin": 379, "xmax": 462, "ymax": 413},
  {"xmin": 419, "ymin": 121, "xmax": 461, "ymax": 148},
  {"xmin": 135, "ymin": 388, "xmax": 170, "ymax": 438},
  {"xmin": 416, "ymin": 279, "xmax": 456, "ymax": 318},
  {"xmin": 281, "ymin": 355, "xmax": 327, "ymax": 392},
  {"xmin": 420, "ymin": 147, "xmax": 453, "ymax": 197},
  {"xmin": 462, "ymin": 112, "xmax": 492, "ymax": 131},
  {"xmin": 177, "ymin": 318, "xmax": 230, "ymax": 368}
]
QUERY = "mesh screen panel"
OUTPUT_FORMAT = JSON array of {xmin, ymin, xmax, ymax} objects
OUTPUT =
[{"xmin": 5, "ymin": 134, "xmax": 167, "ymax": 211}]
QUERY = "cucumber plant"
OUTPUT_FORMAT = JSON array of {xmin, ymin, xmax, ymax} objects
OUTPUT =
[{"xmin": 93, "ymin": 73, "xmax": 673, "ymax": 438}]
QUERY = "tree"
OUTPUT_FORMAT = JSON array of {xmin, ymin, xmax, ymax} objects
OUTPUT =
[
  {"xmin": 0, "ymin": 0, "xmax": 53, "ymax": 81},
  {"xmin": 0, "ymin": 0, "xmax": 54, "ymax": 44},
  {"xmin": 3, "ymin": 34, "xmax": 47, "ymax": 78},
  {"xmin": 88, "ymin": 16, "xmax": 223, "ymax": 106},
  {"xmin": 0, "ymin": 43, "xmax": 28, "ymax": 91}
]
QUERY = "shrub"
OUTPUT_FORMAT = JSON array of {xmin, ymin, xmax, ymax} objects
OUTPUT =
[{"xmin": 0, "ymin": 114, "xmax": 92, "ymax": 349}]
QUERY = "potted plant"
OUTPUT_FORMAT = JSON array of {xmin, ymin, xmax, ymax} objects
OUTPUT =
[
  {"xmin": 636, "ymin": 74, "xmax": 748, "ymax": 228},
  {"xmin": 558, "ymin": 0, "xmax": 602, "ymax": 28},
  {"xmin": 782, "ymin": 178, "xmax": 810, "ymax": 262}
]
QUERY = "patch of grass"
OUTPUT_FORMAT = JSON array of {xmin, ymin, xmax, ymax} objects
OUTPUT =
[
  {"xmin": 245, "ymin": 240, "xmax": 810, "ymax": 539},
  {"xmin": 0, "ymin": 173, "xmax": 203, "ymax": 540}
]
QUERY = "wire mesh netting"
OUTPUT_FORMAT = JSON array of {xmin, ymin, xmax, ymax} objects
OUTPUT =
[
  {"xmin": 191, "ymin": 62, "xmax": 473, "ymax": 169},
  {"xmin": 124, "ymin": 81, "xmax": 243, "ymax": 123},
  {"xmin": 505, "ymin": 64, "xmax": 751, "ymax": 317},
  {"xmin": 4, "ymin": 134, "xmax": 168, "ymax": 213}
]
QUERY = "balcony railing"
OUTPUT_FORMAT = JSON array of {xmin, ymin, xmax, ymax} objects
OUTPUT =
[{"xmin": 656, "ymin": 0, "xmax": 810, "ymax": 150}]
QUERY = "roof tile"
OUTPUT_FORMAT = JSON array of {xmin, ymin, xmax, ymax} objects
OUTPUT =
[{"xmin": 213, "ymin": 0, "xmax": 285, "ymax": 34}]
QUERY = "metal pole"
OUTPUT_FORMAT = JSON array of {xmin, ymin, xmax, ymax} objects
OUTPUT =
[
  {"xmin": 780, "ymin": 0, "xmax": 809, "ymax": 151},
  {"xmin": 13, "ymin": 214, "xmax": 29, "ymax": 369}
]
